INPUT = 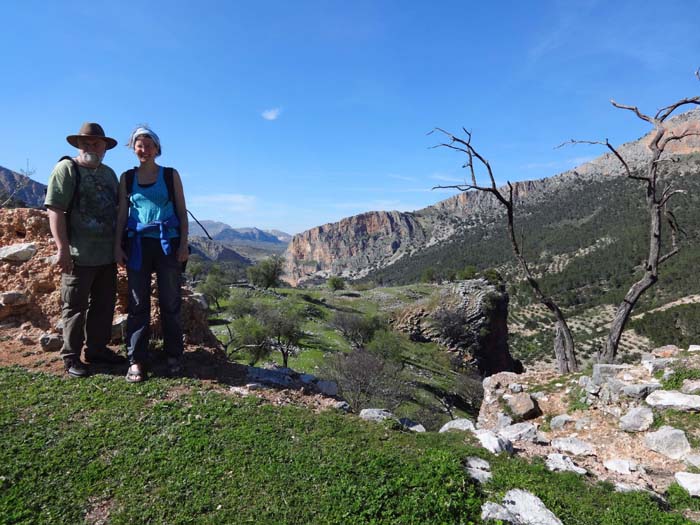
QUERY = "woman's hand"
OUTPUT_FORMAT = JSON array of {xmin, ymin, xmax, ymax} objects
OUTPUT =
[
  {"xmin": 114, "ymin": 245, "xmax": 128, "ymax": 267},
  {"xmin": 176, "ymin": 242, "xmax": 189, "ymax": 263}
]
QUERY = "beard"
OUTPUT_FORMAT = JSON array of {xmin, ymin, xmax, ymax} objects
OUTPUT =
[{"xmin": 79, "ymin": 151, "xmax": 103, "ymax": 167}]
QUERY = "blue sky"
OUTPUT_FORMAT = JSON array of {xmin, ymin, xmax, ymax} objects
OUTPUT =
[{"xmin": 1, "ymin": 0, "xmax": 699, "ymax": 234}]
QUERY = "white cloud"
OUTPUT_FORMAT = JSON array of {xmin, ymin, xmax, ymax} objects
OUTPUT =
[{"xmin": 261, "ymin": 107, "xmax": 282, "ymax": 121}]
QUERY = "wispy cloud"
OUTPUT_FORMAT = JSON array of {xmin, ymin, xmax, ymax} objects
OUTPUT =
[
  {"xmin": 261, "ymin": 107, "xmax": 282, "ymax": 121},
  {"xmin": 189, "ymin": 193, "xmax": 257, "ymax": 212}
]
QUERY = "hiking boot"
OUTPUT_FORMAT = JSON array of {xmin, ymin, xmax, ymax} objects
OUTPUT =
[
  {"xmin": 84, "ymin": 347, "xmax": 126, "ymax": 364},
  {"xmin": 63, "ymin": 357, "xmax": 89, "ymax": 378}
]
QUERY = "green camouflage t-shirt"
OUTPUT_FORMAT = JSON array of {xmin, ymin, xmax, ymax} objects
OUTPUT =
[{"xmin": 44, "ymin": 159, "xmax": 119, "ymax": 266}]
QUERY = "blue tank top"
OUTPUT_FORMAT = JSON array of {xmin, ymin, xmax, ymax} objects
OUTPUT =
[{"xmin": 128, "ymin": 166, "xmax": 179, "ymax": 239}]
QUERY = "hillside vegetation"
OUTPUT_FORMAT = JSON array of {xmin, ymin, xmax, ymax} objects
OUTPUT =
[{"xmin": 0, "ymin": 367, "xmax": 692, "ymax": 524}]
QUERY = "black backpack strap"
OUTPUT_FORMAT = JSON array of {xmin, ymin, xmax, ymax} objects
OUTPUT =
[
  {"xmin": 124, "ymin": 168, "xmax": 137, "ymax": 198},
  {"xmin": 164, "ymin": 167, "xmax": 175, "ymax": 204},
  {"xmin": 125, "ymin": 167, "xmax": 174, "ymax": 204},
  {"xmin": 58, "ymin": 156, "xmax": 81, "ymax": 216}
]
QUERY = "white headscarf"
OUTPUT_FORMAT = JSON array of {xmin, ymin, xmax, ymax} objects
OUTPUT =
[{"xmin": 127, "ymin": 126, "xmax": 162, "ymax": 156}]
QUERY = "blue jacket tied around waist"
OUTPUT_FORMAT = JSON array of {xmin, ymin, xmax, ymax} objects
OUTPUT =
[{"xmin": 126, "ymin": 214, "xmax": 180, "ymax": 271}]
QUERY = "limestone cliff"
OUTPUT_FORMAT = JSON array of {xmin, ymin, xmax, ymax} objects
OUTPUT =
[{"xmin": 285, "ymin": 109, "xmax": 700, "ymax": 285}]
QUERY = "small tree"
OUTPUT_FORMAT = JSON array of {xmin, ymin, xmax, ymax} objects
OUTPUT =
[
  {"xmin": 228, "ymin": 315, "xmax": 270, "ymax": 364},
  {"xmin": 186, "ymin": 261, "xmax": 204, "ymax": 284},
  {"xmin": 431, "ymin": 129, "xmax": 578, "ymax": 373},
  {"xmin": 197, "ymin": 266, "xmax": 228, "ymax": 310},
  {"xmin": 258, "ymin": 306, "xmax": 304, "ymax": 368},
  {"xmin": 331, "ymin": 311, "xmax": 383, "ymax": 349},
  {"xmin": 247, "ymin": 255, "xmax": 285, "ymax": 289},
  {"xmin": 322, "ymin": 348, "xmax": 408, "ymax": 411},
  {"xmin": 327, "ymin": 275, "xmax": 346, "ymax": 292}
]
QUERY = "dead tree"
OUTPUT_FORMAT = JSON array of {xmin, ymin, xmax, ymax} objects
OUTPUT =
[
  {"xmin": 562, "ymin": 88, "xmax": 700, "ymax": 363},
  {"xmin": 430, "ymin": 129, "xmax": 578, "ymax": 374}
]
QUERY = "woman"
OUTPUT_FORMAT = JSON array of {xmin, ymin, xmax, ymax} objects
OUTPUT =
[{"xmin": 114, "ymin": 126, "xmax": 188, "ymax": 382}]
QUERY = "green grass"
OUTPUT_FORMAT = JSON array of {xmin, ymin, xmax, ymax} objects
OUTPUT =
[{"xmin": 0, "ymin": 367, "xmax": 693, "ymax": 524}]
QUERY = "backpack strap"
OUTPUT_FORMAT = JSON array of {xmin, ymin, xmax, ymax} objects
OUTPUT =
[
  {"xmin": 125, "ymin": 166, "xmax": 174, "ymax": 204},
  {"xmin": 58, "ymin": 156, "xmax": 81, "ymax": 217}
]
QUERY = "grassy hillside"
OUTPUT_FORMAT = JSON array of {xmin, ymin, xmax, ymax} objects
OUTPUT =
[{"xmin": 0, "ymin": 367, "xmax": 693, "ymax": 524}]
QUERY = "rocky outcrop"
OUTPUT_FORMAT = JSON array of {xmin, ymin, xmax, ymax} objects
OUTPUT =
[
  {"xmin": 284, "ymin": 110, "xmax": 700, "ymax": 285},
  {"xmin": 0, "ymin": 208, "xmax": 219, "ymax": 349},
  {"xmin": 393, "ymin": 279, "xmax": 521, "ymax": 376}
]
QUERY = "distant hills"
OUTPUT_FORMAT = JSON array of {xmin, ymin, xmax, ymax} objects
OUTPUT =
[
  {"xmin": 284, "ymin": 109, "xmax": 700, "ymax": 311},
  {"xmin": 0, "ymin": 166, "xmax": 46, "ymax": 208},
  {"xmin": 189, "ymin": 220, "xmax": 290, "ymax": 244}
]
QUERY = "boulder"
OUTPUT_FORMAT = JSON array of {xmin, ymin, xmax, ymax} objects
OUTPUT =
[
  {"xmin": 497, "ymin": 422, "xmax": 537, "ymax": 443},
  {"xmin": 681, "ymin": 380, "xmax": 700, "ymax": 395},
  {"xmin": 550, "ymin": 414, "xmax": 574, "ymax": 430},
  {"xmin": 622, "ymin": 383, "xmax": 661, "ymax": 399},
  {"xmin": 619, "ymin": 406, "xmax": 654, "ymax": 432},
  {"xmin": 398, "ymin": 418, "xmax": 426, "ymax": 433},
  {"xmin": 0, "ymin": 291, "xmax": 30, "ymax": 306},
  {"xmin": 359, "ymin": 409, "xmax": 396, "ymax": 423},
  {"xmin": 688, "ymin": 345, "xmax": 700, "ymax": 353},
  {"xmin": 474, "ymin": 429, "xmax": 513, "ymax": 455},
  {"xmin": 592, "ymin": 364, "xmax": 631, "ymax": 386},
  {"xmin": 481, "ymin": 489, "xmax": 563, "ymax": 525},
  {"xmin": 504, "ymin": 393, "xmax": 541, "ymax": 421},
  {"xmin": 652, "ymin": 344, "xmax": 681, "ymax": 358},
  {"xmin": 644, "ymin": 426, "xmax": 691, "ymax": 460},
  {"xmin": 641, "ymin": 356, "xmax": 677, "ymax": 375},
  {"xmin": 603, "ymin": 459, "xmax": 641, "ymax": 476},
  {"xmin": 38, "ymin": 333, "xmax": 63, "ymax": 352},
  {"xmin": 675, "ymin": 472, "xmax": 700, "ymax": 497},
  {"xmin": 439, "ymin": 418, "xmax": 476, "ymax": 433},
  {"xmin": 464, "ymin": 456, "xmax": 492, "ymax": 484},
  {"xmin": 545, "ymin": 453, "xmax": 587, "ymax": 475},
  {"xmin": 645, "ymin": 390, "xmax": 700, "ymax": 412},
  {"xmin": 0, "ymin": 242, "xmax": 37, "ymax": 262},
  {"xmin": 551, "ymin": 437, "xmax": 595, "ymax": 456}
]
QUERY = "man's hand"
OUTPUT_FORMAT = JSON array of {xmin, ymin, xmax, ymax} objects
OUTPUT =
[{"xmin": 56, "ymin": 247, "xmax": 73, "ymax": 273}]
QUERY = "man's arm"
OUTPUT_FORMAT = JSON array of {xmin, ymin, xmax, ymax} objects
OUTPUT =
[{"xmin": 47, "ymin": 206, "xmax": 73, "ymax": 273}]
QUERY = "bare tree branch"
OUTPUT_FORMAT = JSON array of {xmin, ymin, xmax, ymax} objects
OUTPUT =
[
  {"xmin": 655, "ymin": 97, "xmax": 700, "ymax": 122},
  {"xmin": 611, "ymin": 99, "xmax": 654, "ymax": 124}
]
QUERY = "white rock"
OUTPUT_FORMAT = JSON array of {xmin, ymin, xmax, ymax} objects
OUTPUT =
[
  {"xmin": 482, "ymin": 489, "xmax": 563, "ymax": 525},
  {"xmin": 550, "ymin": 414, "xmax": 573, "ymax": 430},
  {"xmin": 681, "ymin": 380, "xmax": 700, "ymax": 395},
  {"xmin": 645, "ymin": 390, "xmax": 700, "ymax": 412},
  {"xmin": 688, "ymin": 345, "xmax": 700, "ymax": 353},
  {"xmin": 498, "ymin": 422, "xmax": 537, "ymax": 442},
  {"xmin": 398, "ymin": 418, "xmax": 426, "ymax": 433},
  {"xmin": 619, "ymin": 406, "xmax": 654, "ymax": 432},
  {"xmin": 685, "ymin": 454, "xmax": 700, "ymax": 469},
  {"xmin": 641, "ymin": 357, "xmax": 677, "ymax": 375},
  {"xmin": 604, "ymin": 459, "xmax": 639, "ymax": 475},
  {"xmin": 474, "ymin": 429, "xmax": 513, "ymax": 454},
  {"xmin": 359, "ymin": 409, "xmax": 396, "ymax": 423},
  {"xmin": 0, "ymin": 291, "xmax": 30, "ymax": 306},
  {"xmin": 644, "ymin": 426, "xmax": 691, "ymax": 460},
  {"xmin": 465, "ymin": 456, "xmax": 492, "ymax": 484},
  {"xmin": 439, "ymin": 418, "xmax": 476, "ymax": 433},
  {"xmin": 551, "ymin": 437, "xmax": 596, "ymax": 456},
  {"xmin": 546, "ymin": 453, "xmax": 587, "ymax": 475},
  {"xmin": 675, "ymin": 472, "xmax": 700, "ymax": 497},
  {"xmin": 0, "ymin": 243, "xmax": 37, "ymax": 262}
]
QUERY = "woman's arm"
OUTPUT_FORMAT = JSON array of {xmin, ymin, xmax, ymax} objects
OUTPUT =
[
  {"xmin": 172, "ymin": 169, "xmax": 189, "ymax": 262},
  {"xmin": 114, "ymin": 173, "xmax": 129, "ymax": 266}
]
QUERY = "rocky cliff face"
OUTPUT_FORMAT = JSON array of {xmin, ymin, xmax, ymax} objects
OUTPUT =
[
  {"xmin": 393, "ymin": 279, "xmax": 521, "ymax": 376},
  {"xmin": 0, "ymin": 166, "xmax": 47, "ymax": 208},
  {"xmin": 284, "ymin": 109, "xmax": 700, "ymax": 285}
]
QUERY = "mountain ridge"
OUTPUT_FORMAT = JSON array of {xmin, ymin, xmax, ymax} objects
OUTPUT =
[{"xmin": 284, "ymin": 109, "xmax": 700, "ymax": 285}]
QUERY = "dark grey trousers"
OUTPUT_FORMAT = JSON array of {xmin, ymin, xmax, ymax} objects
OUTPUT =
[{"xmin": 60, "ymin": 264, "xmax": 117, "ymax": 359}]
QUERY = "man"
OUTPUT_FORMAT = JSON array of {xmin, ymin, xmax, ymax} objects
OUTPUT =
[{"xmin": 45, "ymin": 122, "xmax": 124, "ymax": 377}]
